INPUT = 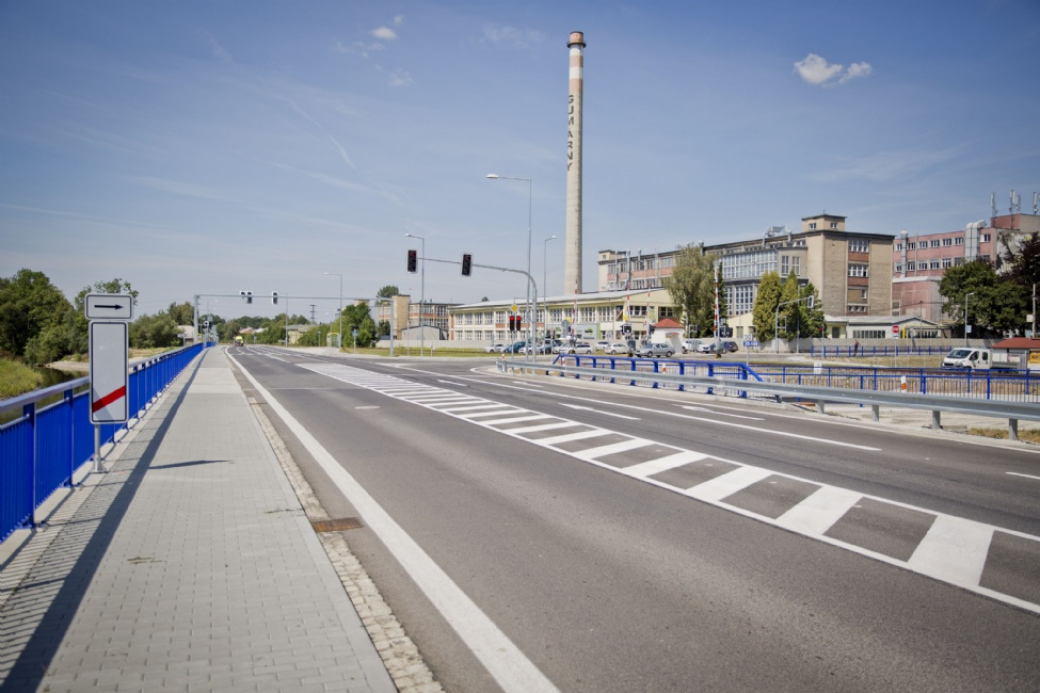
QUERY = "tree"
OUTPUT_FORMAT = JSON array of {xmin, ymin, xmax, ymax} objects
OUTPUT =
[
  {"xmin": 797, "ymin": 281, "xmax": 826, "ymax": 338},
  {"xmin": 664, "ymin": 245, "xmax": 715, "ymax": 337},
  {"xmin": 167, "ymin": 301, "xmax": 195, "ymax": 325},
  {"xmin": 752, "ymin": 271, "xmax": 783, "ymax": 341},
  {"xmin": 376, "ymin": 285, "xmax": 399, "ymax": 298},
  {"xmin": 129, "ymin": 313, "xmax": 180, "ymax": 349},
  {"xmin": 939, "ymin": 259, "xmax": 1027, "ymax": 337},
  {"xmin": 0, "ymin": 269, "xmax": 76, "ymax": 361}
]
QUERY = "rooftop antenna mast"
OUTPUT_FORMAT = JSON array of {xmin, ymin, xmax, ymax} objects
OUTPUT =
[
  {"xmin": 1010, "ymin": 190, "xmax": 1021, "ymax": 215},
  {"xmin": 991, "ymin": 192, "xmax": 998, "ymax": 219},
  {"xmin": 1034, "ymin": 192, "xmax": 1039, "ymax": 215}
]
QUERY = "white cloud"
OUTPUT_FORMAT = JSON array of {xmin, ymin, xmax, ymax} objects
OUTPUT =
[
  {"xmin": 372, "ymin": 26, "xmax": 397, "ymax": 41},
  {"xmin": 481, "ymin": 24, "xmax": 544, "ymax": 49},
  {"xmin": 794, "ymin": 53, "xmax": 872, "ymax": 87},
  {"xmin": 388, "ymin": 69, "xmax": 414, "ymax": 88}
]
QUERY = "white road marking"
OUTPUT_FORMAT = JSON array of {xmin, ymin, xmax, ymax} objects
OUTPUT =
[
  {"xmin": 231, "ymin": 356, "xmax": 560, "ymax": 693},
  {"xmin": 680, "ymin": 405, "xmax": 763, "ymax": 420},
  {"xmin": 438, "ymin": 379, "xmax": 468, "ymax": 387},
  {"xmin": 775, "ymin": 485, "xmax": 862, "ymax": 536},
  {"xmin": 573, "ymin": 438, "xmax": 654, "ymax": 461},
  {"xmin": 558, "ymin": 403, "xmax": 641, "ymax": 420},
  {"xmin": 908, "ymin": 515, "xmax": 994, "ymax": 587},
  {"xmin": 685, "ymin": 466, "xmax": 773, "ymax": 503},
  {"xmin": 293, "ymin": 362, "xmax": 1040, "ymax": 615},
  {"xmin": 1007, "ymin": 471, "xmax": 1040, "ymax": 481}
]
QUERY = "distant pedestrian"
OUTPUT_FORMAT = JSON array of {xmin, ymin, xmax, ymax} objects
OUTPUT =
[{"xmin": 853, "ymin": 340, "xmax": 860, "ymax": 356}]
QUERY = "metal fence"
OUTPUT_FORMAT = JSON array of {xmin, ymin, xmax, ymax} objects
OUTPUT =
[
  {"xmin": 0, "ymin": 343, "xmax": 205, "ymax": 543},
  {"xmin": 548, "ymin": 355, "xmax": 1040, "ymax": 404}
]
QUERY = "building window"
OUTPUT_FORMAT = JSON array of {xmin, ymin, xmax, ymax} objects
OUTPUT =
[
  {"xmin": 941, "ymin": 257, "xmax": 952, "ymax": 268},
  {"xmin": 929, "ymin": 260, "xmax": 940, "ymax": 270},
  {"xmin": 781, "ymin": 255, "xmax": 789, "ymax": 276},
  {"xmin": 982, "ymin": 234, "xmax": 991, "ymax": 242},
  {"xmin": 809, "ymin": 222, "xmax": 817, "ymax": 230},
  {"xmin": 792, "ymin": 257, "xmax": 801, "ymax": 276},
  {"xmin": 848, "ymin": 263, "xmax": 869, "ymax": 277},
  {"xmin": 955, "ymin": 237, "xmax": 963, "ymax": 245},
  {"xmin": 895, "ymin": 263, "xmax": 903, "ymax": 273},
  {"xmin": 942, "ymin": 238, "xmax": 952, "ymax": 247},
  {"xmin": 849, "ymin": 239, "xmax": 869, "ymax": 253},
  {"xmin": 954, "ymin": 257, "xmax": 964, "ymax": 266},
  {"xmin": 906, "ymin": 261, "xmax": 916, "ymax": 271},
  {"xmin": 908, "ymin": 242, "xmax": 916, "ymax": 249},
  {"xmin": 830, "ymin": 222, "xmax": 838, "ymax": 229},
  {"xmin": 895, "ymin": 243, "xmax": 903, "ymax": 251},
  {"xmin": 930, "ymin": 239, "xmax": 940, "ymax": 248}
]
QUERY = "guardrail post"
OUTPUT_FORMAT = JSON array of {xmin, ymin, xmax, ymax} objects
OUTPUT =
[
  {"xmin": 818, "ymin": 400, "xmax": 826, "ymax": 415},
  {"xmin": 872, "ymin": 404, "xmax": 880, "ymax": 422},
  {"xmin": 64, "ymin": 388, "xmax": 74, "ymax": 488},
  {"xmin": 931, "ymin": 410, "xmax": 941, "ymax": 430},
  {"xmin": 23, "ymin": 402, "xmax": 36, "ymax": 529},
  {"xmin": 707, "ymin": 364, "xmax": 714, "ymax": 395},
  {"xmin": 1009, "ymin": 419, "xmax": 1019, "ymax": 441},
  {"xmin": 652, "ymin": 361, "xmax": 659, "ymax": 389}
]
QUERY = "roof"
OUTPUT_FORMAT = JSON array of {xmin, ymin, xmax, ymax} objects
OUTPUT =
[
  {"xmin": 991, "ymin": 337, "xmax": 1040, "ymax": 350},
  {"xmin": 653, "ymin": 317, "xmax": 683, "ymax": 329}
]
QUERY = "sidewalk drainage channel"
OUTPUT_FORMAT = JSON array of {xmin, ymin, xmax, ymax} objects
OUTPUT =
[{"xmin": 311, "ymin": 517, "xmax": 363, "ymax": 533}]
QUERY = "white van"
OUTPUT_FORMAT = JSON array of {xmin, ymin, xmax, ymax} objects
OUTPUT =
[{"xmin": 941, "ymin": 348, "xmax": 1013, "ymax": 371}]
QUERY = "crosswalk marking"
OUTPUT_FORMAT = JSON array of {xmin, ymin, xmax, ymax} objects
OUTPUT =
[
  {"xmin": 295, "ymin": 362, "xmax": 1040, "ymax": 615},
  {"xmin": 685, "ymin": 466, "xmax": 774, "ymax": 503},
  {"xmin": 775, "ymin": 485, "xmax": 863, "ymax": 536}
]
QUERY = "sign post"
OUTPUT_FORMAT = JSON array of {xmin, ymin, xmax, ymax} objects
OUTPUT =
[{"xmin": 87, "ymin": 294, "xmax": 133, "ymax": 472}]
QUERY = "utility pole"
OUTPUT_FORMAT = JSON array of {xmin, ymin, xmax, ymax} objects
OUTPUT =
[{"xmin": 1033, "ymin": 283, "xmax": 1037, "ymax": 339}]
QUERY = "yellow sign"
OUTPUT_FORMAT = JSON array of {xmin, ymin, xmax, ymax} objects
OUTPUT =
[{"xmin": 1028, "ymin": 350, "xmax": 1040, "ymax": 366}]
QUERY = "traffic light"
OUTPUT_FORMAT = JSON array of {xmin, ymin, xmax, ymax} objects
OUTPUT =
[
  {"xmin": 515, "ymin": 315, "xmax": 522, "ymax": 331},
  {"xmin": 407, "ymin": 249, "xmax": 417, "ymax": 273},
  {"xmin": 461, "ymin": 253, "xmax": 472, "ymax": 276},
  {"xmin": 508, "ymin": 315, "xmax": 516, "ymax": 332},
  {"xmin": 240, "ymin": 290, "xmax": 252, "ymax": 304},
  {"xmin": 272, "ymin": 291, "xmax": 278, "ymax": 305},
  {"xmin": 807, "ymin": 295, "xmax": 815, "ymax": 310}
]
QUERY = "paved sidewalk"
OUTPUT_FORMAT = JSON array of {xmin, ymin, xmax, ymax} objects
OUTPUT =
[{"xmin": 0, "ymin": 348, "xmax": 396, "ymax": 692}]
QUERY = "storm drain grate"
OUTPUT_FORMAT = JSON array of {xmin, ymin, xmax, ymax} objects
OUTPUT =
[{"xmin": 311, "ymin": 517, "xmax": 364, "ymax": 533}]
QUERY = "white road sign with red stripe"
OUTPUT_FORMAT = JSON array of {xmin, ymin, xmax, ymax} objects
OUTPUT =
[{"xmin": 90, "ymin": 321, "xmax": 129, "ymax": 424}]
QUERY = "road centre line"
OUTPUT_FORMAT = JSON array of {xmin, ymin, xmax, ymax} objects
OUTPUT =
[
  {"xmin": 230, "ymin": 356, "xmax": 561, "ymax": 693},
  {"xmin": 1007, "ymin": 471, "xmax": 1040, "ymax": 481},
  {"xmin": 680, "ymin": 405, "xmax": 764, "ymax": 420}
]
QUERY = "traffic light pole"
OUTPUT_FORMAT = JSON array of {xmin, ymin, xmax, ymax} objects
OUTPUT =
[{"xmin": 774, "ymin": 295, "xmax": 815, "ymax": 354}]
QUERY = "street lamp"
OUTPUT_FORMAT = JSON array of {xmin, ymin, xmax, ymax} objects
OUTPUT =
[
  {"xmin": 964, "ymin": 291, "xmax": 975, "ymax": 347},
  {"xmin": 324, "ymin": 272, "xmax": 343, "ymax": 350},
  {"xmin": 487, "ymin": 174, "xmax": 533, "ymax": 355},
  {"xmin": 405, "ymin": 233, "xmax": 426, "ymax": 357},
  {"xmin": 543, "ymin": 234, "xmax": 556, "ymax": 344}
]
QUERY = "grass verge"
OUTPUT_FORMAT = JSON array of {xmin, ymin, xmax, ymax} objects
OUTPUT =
[{"xmin": 0, "ymin": 358, "xmax": 44, "ymax": 400}]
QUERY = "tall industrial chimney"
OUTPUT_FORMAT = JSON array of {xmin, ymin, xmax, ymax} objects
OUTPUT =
[{"xmin": 565, "ymin": 31, "xmax": 585, "ymax": 295}]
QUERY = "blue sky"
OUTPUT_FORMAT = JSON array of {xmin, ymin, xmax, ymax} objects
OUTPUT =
[{"xmin": 2, "ymin": 0, "xmax": 1038, "ymax": 320}]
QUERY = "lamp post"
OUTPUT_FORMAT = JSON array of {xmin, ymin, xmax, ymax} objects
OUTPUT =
[
  {"xmin": 487, "ymin": 174, "xmax": 533, "ymax": 355},
  {"xmin": 405, "ymin": 233, "xmax": 426, "ymax": 357},
  {"xmin": 543, "ymin": 234, "xmax": 556, "ymax": 346},
  {"xmin": 964, "ymin": 291, "xmax": 975, "ymax": 347},
  {"xmin": 324, "ymin": 272, "xmax": 343, "ymax": 350}
]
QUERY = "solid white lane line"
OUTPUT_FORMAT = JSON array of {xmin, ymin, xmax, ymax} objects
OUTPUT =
[
  {"xmin": 558, "ymin": 403, "xmax": 641, "ymax": 420},
  {"xmin": 233, "ymin": 358, "xmax": 560, "ymax": 693},
  {"xmin": 573, "ymin": 438, "xmax": 654, "ymax": 461},
  {"xmin": 907, "ymin": 515, "xmax": 994, "ymax": 588},
  {"xmin": 774, "ymin": 485, "xmax": 862, "ymax": 536},
  {"xmin": 680, "ymin": 405, "xmax": 763, "ymax": 420},
  {"xmin": 685, "ymin": 466, "xmax": 773, "ymax": 503},
  {"xmin": 1007, "ymin": 471, "xmax": 1040, "ymax": 481},
  {"xmin": 623, "ymin": 450, "xmax": 707, "ymax": 478}
]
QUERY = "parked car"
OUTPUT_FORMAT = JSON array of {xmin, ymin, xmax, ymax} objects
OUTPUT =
[
  {"xmin": 721, "ymin": 340, "xmax": 739, "ymax": 353},
  {"xmin": 681, "ymin": 339, "xmax": 700, "ymax": 354},
  {"xmin": 636, "ymin": 341, "xmax": 674, "ymax": 358},
  {"xmin": 484, "ymin": 343, "xmax": 506, "ymax": 353},
  {"xmin": 522, "ymin": 340, "xmax": 555, "ymax": 355},
  {"xmin": 696, "ymin": 341, "xmax": 721, "ymax": 354},
  {"xmin": 501, "ymin": 341, "xmax": 527, "ymax": 354},
  {"xmin": 594, "ymin": 340, "xmax": 610, "ymax": 352},
  {"xmin": 606, "ymin": 340, "xmax": 636, "ymax": 356},
  {"xmin": 557, "ymin": 341, "xmax": 593, "ymax": 355}
]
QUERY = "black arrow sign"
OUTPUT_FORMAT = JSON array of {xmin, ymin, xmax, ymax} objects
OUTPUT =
[{"xmin": 95, "ymin": 304, "xmax": 125, "ymax": 309}]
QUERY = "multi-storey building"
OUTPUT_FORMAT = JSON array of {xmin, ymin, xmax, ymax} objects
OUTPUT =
[
  {"xmin": 892, "ymin": 212, "xmax": 1039, "ymax": 323},
  {"xmin": 598, "ymin": 214, "xmax": 895, "ymax": 327}
]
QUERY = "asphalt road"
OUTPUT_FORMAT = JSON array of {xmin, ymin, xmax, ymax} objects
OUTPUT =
[{"xmin": 230, "ymin": 347, "xmax": 1040, "ymax": 693}]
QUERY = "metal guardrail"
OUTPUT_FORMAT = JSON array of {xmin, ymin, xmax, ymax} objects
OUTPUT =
[
  {"xmin": 497, "ymin": 357, "xmax": 1040, "ymax": 440},
  {"xmin": 0, "ymin": 343, "xmax": 206, "ymax": 543}
]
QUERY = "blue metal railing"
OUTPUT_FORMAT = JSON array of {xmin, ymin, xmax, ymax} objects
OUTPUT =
[
  {"xmin": 0, "ymin": 343, "xmax": 206, "ymax": 543},
  {"xmin": 549, "ymin": 355, "xmax": 1039, "ymax": 403},
  {"xmin": 812, "ymin": 345, "xmax": 958, "ymax": 358}
]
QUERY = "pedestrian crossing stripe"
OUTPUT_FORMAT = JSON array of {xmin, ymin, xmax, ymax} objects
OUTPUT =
[{"xmin": 297, "ymin": 362, "xmax": 1040, "ymax": 615}]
